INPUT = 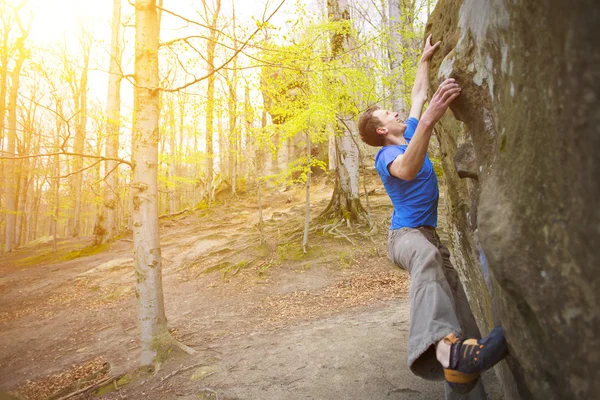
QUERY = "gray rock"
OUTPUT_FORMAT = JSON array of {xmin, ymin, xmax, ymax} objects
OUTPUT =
[
  {"xmin": 427, "ymin": 1, "xmax": 599, "ymax": 399},
  {"xmin": 454, "ymin": 142, "xmax": 478, "ymax": 181}
]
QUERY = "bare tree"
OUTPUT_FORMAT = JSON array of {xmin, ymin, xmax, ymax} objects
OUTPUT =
[
  {"xmin": 132, "ymin": 0, "xmax": 194, "ymax": 367},
  {"xmin": 95, "ymin": 0, "xmax": 123, "ymax": 245},
  {"xmin": 203, "ymin": 0, "xmax": 222, "ymax": 202},
  {"xmin": 388, "ymin": 0, "xmax": 407, "ymax": 117},
  {"xmin": 4, "ymin": 15, "xmax": 29, "ymax": 252},
  {"xmin": 63, "ymin": 28, "xmax": 92, "ymax": 238}
]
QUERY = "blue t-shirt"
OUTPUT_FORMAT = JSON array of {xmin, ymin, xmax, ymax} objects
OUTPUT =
[{"xmin": 374, "ymin": 117, "xmax": 439, "ymax": 229}]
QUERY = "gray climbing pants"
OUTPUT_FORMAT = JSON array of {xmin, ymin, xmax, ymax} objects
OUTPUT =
[{"xmin": 388, "ymin": 226, "xmax": 486, "ymax": 399}]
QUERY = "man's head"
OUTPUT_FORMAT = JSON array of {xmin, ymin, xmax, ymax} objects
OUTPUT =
[{"xmin": 358, "ymin": 105, "xmax": 407, "ymax": 147}]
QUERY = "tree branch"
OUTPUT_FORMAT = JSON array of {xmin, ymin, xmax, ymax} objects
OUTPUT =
[
  {"xmin": 55, "ymin": 158, "xmax": 103, "ymax": 179},
  {"xmin": 0, "ymin": 151, "xmax": 134, "ymax": 168},
  {"xmin": 161, "ymin": 0, "xmax": 287, "ymax": 92}
]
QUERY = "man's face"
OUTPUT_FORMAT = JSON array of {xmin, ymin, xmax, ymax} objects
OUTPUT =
[{"xmin": 372, "ymin": 109, "xmax": 407, "ymax": 137}]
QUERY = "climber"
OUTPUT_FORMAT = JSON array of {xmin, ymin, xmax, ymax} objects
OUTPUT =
[{"xmin": 357, "ymin": 35, "xmax": 508, "ymax": 396}]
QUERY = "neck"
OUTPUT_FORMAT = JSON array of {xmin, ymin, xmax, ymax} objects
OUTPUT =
[{"xmin": 383, "ymin": 134, "xmax": 407, "ymax": 146}]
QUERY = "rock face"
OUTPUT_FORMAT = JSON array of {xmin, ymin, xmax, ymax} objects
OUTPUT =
[{"xmin": 426, "ymin": 1, "xmax": 599, "ymax": 399}]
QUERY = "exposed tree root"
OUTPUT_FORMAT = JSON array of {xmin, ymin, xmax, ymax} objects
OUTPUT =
[
  {"xmin": 174, "ymin": 339, "xmax": 197, "ymax": 355},
  {"xmin": 55, "ymin": 373, "xmax": 124, "ymax": 400},
  {"xmin": 158, "ymin": 208, "xmax": 190, "ymax": 219},
  {"xmin": 331, "ymin": 227, "xmax": 355, "ymax": 245},
  {"xmin": 145, "ymin": 331, "xmax": 198, "ymax": 372},
  {"xmin": 151, "ymin": 362, "xmax": 203, "ymax": 390},
  {"xmin": 318, "ymin": 180, "xmax": 371, "ymax": 229}
]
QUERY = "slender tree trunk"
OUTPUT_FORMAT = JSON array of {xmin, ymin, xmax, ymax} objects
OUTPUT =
[
  {"xmin": 72, "ymin": 42, "xmax": 90, "ymax": 238},
  {"xmin": 96, "ymin": 0, "xmax": 122, "ymax": 245},
  {"xmin": 177, "ymin": 94, "xmax": 185, "ymax": 208},
  {"xmin": 133, "ymin": 0, "xmax": 194, "ymax": 367},
  {"xmin": 167, "ymin": 97, "xmax": 176, "ymax": 213},
  {"xmin": 31, "ymin": 179, "xmax": 42, "ymax": 243},
  {"xmin": 302, "ymin": 130, "xmax": 311, "ymax": 253},
  {"xmin": 17, "ymin": 96, "xmax": 38, "ymax": 246},
  {"xmin": 0, "ymin": 41, "xmax": 7, "ymax": 247},
  {"xmin": 204, "ymin": 0, "xmax": 222, "ymax": 203},
  {"xmin": 16, "ymin": 159, "xmax": 29, "ymax": 246},
  {"xmin": 4, "ymin": 36, "xmax": 26, "ymax": 252},
  {"xmin": 388, "ymin": 0, "xmax": 408, "ymax": 117},
  {"xmin": 133, "ymin": 0, "xmax": 168, "ymax": 367},
  {"xmin": 0, "ymin": 8, "xmax": 12, "ymax": 248},
  {"xmin": 193, "ymin": 122, "xmax": 200, "ymax": 204},
  {"xmin": 52, "ymin": 100, "xmax": 63, "ymax": 253},
  {"xmin": 242, "ymin": 83, "xmax": 252, "ymax": 185},
  {"xmin": 259, "ymin": 109, "xmax": 267, "ymax": 176},
  {"xmin": 227, "ymin": 72, "xmax": 237, "ymax": 194},
  {"xmin": 257, "ymin": 179, "xmax": 265, "ymax": 245}
]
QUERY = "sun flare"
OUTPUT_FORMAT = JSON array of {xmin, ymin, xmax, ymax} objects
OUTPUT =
[{"xmin": 6, "ymin": 0, "xmax": 112, "ymax": 46}]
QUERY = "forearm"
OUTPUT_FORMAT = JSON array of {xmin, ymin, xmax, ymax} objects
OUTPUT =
[
  {"xmin": 390, "ymin": 119, "xmax": 434, "ymax": 180},
  {"xmin": 393, "ymin": 76, "xmax": 460, "ymax": 180},
  {"xmin": 411, "ymin": 60, "xmax": 430, "ymax": 102}
]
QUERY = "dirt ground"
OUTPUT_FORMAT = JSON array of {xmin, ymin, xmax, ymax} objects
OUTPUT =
[{"xmin": 0, "ymin": 173, "xmax": 502, "ymax": 400}]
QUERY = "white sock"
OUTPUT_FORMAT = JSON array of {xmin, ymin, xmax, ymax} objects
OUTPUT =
[{"xmin": 436, "ymin": 338, "xmax": 451, "ymax": 368}]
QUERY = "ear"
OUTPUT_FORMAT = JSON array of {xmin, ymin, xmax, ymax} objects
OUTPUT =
[{"xmin": 376, "ymin": 126, "xmax": 387, "ymax": 135}]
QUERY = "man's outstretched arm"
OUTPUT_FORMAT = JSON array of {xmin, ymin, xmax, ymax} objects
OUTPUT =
[{"xmin": 408, "ymin": 34, "xmax": 440, "ymax": 120}]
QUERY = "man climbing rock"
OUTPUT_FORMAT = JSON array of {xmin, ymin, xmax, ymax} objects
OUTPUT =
[{"xmin": 357, "ymin": 35, "xmax": 508, "ymax": 398}]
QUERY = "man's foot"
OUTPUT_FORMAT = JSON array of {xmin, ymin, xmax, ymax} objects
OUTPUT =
[{"xmin": 443, "ymin": 326, "xmax": 508, "ymax": 394}]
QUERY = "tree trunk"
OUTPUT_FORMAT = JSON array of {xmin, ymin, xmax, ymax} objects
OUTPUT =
[
  {"xmin": 18, "ymin": 92, "xmax": 39, "ymax": 245},
  {"xmin": 257, "ymin": 179, "xmax": 265, "ymax": 245},
  {"xmin": 0, "ymin": 4, "xmax": 13, "ymax": 249},
  {"xmin": 227, "ymin": 72, "xmax": 237, "ymax": 194},
  {"xmin": 15, "ymin": 158, "xmax": 29, "ymax": 246},
  {"xmin": 4, "ymin": 36, "xmax": 26, "ymax": 252},
  {"xmin": 320, "ymin": 120, "xmax": 367, "ymax": 225},
  {"xmin": 133, "ymin": 0, "xmax": 170, "ymax": 367},
  {"xmin": 167, "ymin": 96, "xmax": 176, "ymax": 213},
  {"xmin": 242, "ymin": 82, "xmax": 252, "ymax": 184},
  {"xmin": 388, "ymin": 0, "xmax": 408, "ymax": 117},
  {"xmin": 68, "ymin": 34, "xmax": 91, "ymax": 238},
  {"xmin": 177, "ymin": 94, "xmax": 185, "ymax": 208},
  {"xmin": 204, "ymin": 0, "xmax": 222, "ymax": 203},
  {"xmin": 52, "ymin": 100, "xmax": 63, "ymax": 253},
  {"xmin": 96, "ymin": 0, "xmax": 122, "ymax": 245},
  {"xmin": 31, "ymin": 179, "xmax": 42, "ymax": 243},
  {"xmin": 133, "ymin": 0, "xmax": 194, "ymax": 368},
  {"xmin": 327, "ymin": 124, "xmax": 336, "ymax": 171},
  {"xmin": 302, "ymin": 130, "xmax": 311, "ymax": 253},
  {"xmin": 321, "ymin": 0, "xmax": 368, "ymax": 225}
]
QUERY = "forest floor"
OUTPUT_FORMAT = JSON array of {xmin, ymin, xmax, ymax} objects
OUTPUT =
[{"xmin": 0, "ymin": 170, "xmax": 502, "ymax": 400}]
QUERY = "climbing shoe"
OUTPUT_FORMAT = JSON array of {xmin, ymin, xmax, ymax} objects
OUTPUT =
[{"xmin": 443, "ymin": 326, "xmax": 508, "ymax": 394}]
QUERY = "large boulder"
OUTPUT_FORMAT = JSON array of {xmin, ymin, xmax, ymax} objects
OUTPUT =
[{"xmin": 426, "ymin": 1, "xmax": 599, "ymax": 399}]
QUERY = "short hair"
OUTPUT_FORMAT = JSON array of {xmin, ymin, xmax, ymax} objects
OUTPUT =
[{"xmin": 358, "ymin": 105, "xmax": 384, "ymax": 147}]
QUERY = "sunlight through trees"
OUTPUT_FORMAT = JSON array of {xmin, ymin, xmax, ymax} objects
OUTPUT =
[{"xmin": 0, "ymin": 0, "xmax": 435, "ymax": 367}]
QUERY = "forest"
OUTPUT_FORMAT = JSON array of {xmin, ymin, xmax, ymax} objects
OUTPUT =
[{"xmin": 1, "ymin": 0, "xmax": 598, "ymax": 399}]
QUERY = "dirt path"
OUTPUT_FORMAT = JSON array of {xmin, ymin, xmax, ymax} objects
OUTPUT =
[{"xmin": 0, "ymin": 176, "xmax": 501, "ymax": 399}]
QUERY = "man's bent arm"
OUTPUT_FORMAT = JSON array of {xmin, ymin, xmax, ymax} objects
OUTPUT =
[
  {"xmin": 390, "ymin": 79, "xmax": 461, "ymax": 181},
  {"xmin": 388, "ymin": 119, "xmax": 435, "ymax": 180}
]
